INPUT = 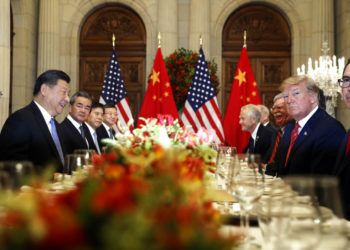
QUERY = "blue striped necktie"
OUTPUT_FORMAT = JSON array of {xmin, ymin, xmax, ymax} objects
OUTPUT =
[{"xmin": 50, "ymin": 118, "xmax": 64, "ymax": 165}]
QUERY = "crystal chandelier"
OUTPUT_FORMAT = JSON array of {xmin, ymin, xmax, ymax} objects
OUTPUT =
[{"xmin": 297, "ymin": 41, "xmax": 345, "ymax": 117}]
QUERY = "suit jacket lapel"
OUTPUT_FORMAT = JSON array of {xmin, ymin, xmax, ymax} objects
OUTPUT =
[
  {"xmin": 29, "ymin": 101, "xmax": 65, "ymax": 161},
  {"xmin": 289, "ymin": 108, "xmax": 321, "ymax": 157}
]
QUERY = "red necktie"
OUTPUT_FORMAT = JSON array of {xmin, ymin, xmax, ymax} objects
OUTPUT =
[
  {"xmin": 268, "ymin": 129, "xmax": 282, "ymax": 164},
  {"xmin": 285, "ymin": 122, "xmax": 300, "ymax": 166},
  {"xmin": 346, "ymin": 133, "xmax": 350, "ymax": 155}
]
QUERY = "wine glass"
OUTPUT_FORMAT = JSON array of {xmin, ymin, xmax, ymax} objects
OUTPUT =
[
  {"xmin": 282, "ymin": 176, "xmax": 323, "ymax": 250},
  {"xmin": 309, "ymin": 176, "xmax": 348, "ymax": 250},
  {"xmin": 215, "ymin": 146, "xmax": 237, "ymax": 212},
  {"xmin": 73, "ymin": 149, "xmax": 96, "ymax": 164},
  {"xmin": 257, "ymin": 181, "xmax": 296, "ymax": 250},
  {"xmin": 63, "ymin": 154, "xmax": 87, "ymax": 186},
  {"xmin": 229, "ymin": 154, "xmax": 264, "ymax": 245}
]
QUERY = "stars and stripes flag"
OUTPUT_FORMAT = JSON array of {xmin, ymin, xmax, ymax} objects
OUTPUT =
[
  {"xmin": 181, "ymin": 47, "xmax": 225, "ymax": 144},
  {"xmin": 100, "ymin": 48, "xmax": 134, "ymax": 128}
]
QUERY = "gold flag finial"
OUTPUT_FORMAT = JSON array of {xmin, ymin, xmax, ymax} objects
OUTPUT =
[
  {"xmin": 112, "ymin": 33, "xmax": 116, "ymax": 49},
  {"xmin": 199, "ymin": 34, "xmax": 203, "ymax": 47},
  {"xmin": 243, "ymin": 30, "xmax": 247, "ymax": 48},
  {"xmin": 158, "ymin": 32, "xmax": 161, "ymax": 48}
]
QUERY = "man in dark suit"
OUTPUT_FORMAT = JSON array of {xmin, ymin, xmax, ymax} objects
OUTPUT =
[
  {"xmin": 265, "ymin": 93, "xmax": 292, "ymax": 175},
  {"xmin": 96, "ymin": 104, "xmax": 118, "ymax": 149},
  {"xmin": 59, "ymin": 91, "xmax": 93, "ymax": 155},
  {"xmin": 275, "ymin": 75, "xmax": 345, "ymax": 176},
  {"xmin": 258, "ymin": 104, "xmax": 276, "ymax": 132},
  {"xmin": 240, "ymin": 104, "xmax": 274, "ymax": 163},
  {"xmin": 0, "ymin": 70, "xmax": 70, "ymax": 172},
  {"xmin": 333, "ymin": 59, "xmax": 350, "ymax": 219},
  {"xmin": 85, "ymin": 102, "xmax": 104, "ymax": 154}
]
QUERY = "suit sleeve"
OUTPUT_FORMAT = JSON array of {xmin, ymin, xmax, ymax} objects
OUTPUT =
[{"xmin": 0, "ymin": 113, "xmax": 31, "ymax": 161}]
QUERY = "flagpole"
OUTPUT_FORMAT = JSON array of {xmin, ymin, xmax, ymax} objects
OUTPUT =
[
  {"xmin": 199, "ymin": 34, "xmax": 203, "ymax": 48},
  {"xmin": 243, "ymin": 30, "xmax": 247, "ymax": 48},
  {"xmin": 158, "ymin": 32, "xmax": 161, "ymax": 48},
  {"xmin": 112, "ymin": 33, "xmax": 116, "ymax": 49}
]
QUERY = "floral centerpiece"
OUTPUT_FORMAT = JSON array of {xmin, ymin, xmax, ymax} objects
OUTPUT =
[
  {"xmin": 0, "ymin": 116, "xmax": 239, "ymax": 249},
  {"xmin": 165, "ymin": 48, "xmax": 220, "ymax": 111}
]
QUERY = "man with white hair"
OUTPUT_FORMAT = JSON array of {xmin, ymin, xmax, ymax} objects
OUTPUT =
[
  {"xmin": 258, "ymin": 104, "xmax": 275, "ymax": 132},
  {"xmin": 239, "ymin": 104, "xmax": 274, "ymax": 162}
]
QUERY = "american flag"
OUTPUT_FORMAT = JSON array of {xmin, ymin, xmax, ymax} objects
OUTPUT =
[
  {"xmin": 100, "ymin": 49, "xmax": 133, "ymax": 128},
  {"xmin": 181, "ymin": 48, "xmax": 225, "ymax": 143}
]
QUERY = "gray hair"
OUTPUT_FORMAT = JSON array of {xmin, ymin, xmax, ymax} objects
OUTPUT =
[
  {"xmin": 273, "ymin": 92, "xmax": 285, "ymax": 102},
  {"xmin": 69, "ymin": 90, "xmax": 92, "ymax": 105},
  {"xmin": 241, "ymin": 104, "xmax": 261, "ymax": 122}
]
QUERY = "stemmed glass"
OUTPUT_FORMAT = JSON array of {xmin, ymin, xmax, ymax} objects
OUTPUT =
[
  {"xmin": 229, "ymin": 154, "xmax": 264, "ymax": 245},
  {"xmin": 298, "ymin": 176, "xmax": 348, "ymax": 250},
  {"xmin": 63, "ymin": 154, "xmax": 88, "ymax": 187},
  {"xmin": 282, "ymin": 176, "xmax": 324, "ymax": 250},
  {"xmin": 214, "ymin": 146, "xmax": 237, "ymax": 213},
  {"xmin": 73, "ymin": 149, "xmax": 96, "ymax": 165}
]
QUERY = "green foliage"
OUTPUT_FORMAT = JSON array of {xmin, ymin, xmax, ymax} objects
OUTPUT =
[{"xmin": 165, "ymin": 48, "xmax": 220, "ymax": 111}]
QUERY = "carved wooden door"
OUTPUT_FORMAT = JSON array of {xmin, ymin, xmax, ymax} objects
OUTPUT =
[
  {"xmin": 80, "ymin": 4, "xmax": 146, "ymax": 119},
  {"xmin": 222, "ymin": 4, "xmax": 291, "ymax": 112}
]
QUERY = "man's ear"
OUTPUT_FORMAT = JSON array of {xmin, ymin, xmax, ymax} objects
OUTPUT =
[{"xmin": 40, "ymin": 84, "xmax": 49, "ymax": 97}]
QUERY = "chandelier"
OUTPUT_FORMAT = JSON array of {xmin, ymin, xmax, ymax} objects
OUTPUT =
[{"xmin": 297, "ymin": 41, "xmax": 345, "ymax": 117}]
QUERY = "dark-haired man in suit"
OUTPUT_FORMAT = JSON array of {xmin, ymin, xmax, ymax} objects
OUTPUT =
[
  {"xmin": 333, "ymin": 59, "xmax": 350, "ymax": 219},
  {"xmin": 0, "ymin": 69, "xmax": 70, "ymax": 171},
  {"xmin": 276, "ymin": 75, "xmax": 345, "ymax": 176},
  {"xmin": 240, "ymin": 104, "xmax": 274, "ymax": 163},
  {"xmin": 59, "ymin": 91, "xmax": 93, "ymax": 155},
  {"xmin": 85, "ymin": 102, "xmax": 104, "ymax": 154},
  {"xmin": 96, "ymin": 104, "xmax": 118, "ymax": 145}
]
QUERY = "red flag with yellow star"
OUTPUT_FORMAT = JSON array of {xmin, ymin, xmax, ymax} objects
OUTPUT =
[
  {"xmin": 137, "ymin": 47, "xmax": 180, "ymax": 127},
  {"xmin": 223, "ymin": 47, "xmax": 261, "ymax": 152}
]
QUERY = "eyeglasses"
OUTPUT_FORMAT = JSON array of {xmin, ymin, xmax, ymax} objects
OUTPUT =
[{"xmin": 338, "ymin": 77, "xmax": 350, "ymax": 88}]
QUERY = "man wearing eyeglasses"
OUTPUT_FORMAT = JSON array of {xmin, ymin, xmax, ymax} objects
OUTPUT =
[
  {"xmin": 59, "ymin": 91, "xmax": 93, "ymax": 155},
  {"xmin": 333, "ymin": 59, "xmax": 350, "ymax": 219},
  {"xmin": 274, "ymin": 75, "xmax": 345, "ymax": 176}
]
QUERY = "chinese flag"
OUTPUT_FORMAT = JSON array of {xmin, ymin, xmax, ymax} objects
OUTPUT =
[
  {"xmin": 223, "ymin": 47, "xmax": 261, "ymax": 153},
  {"xmin": 137, "ymin": 48, "xmax": 180, "ymax": 127}
]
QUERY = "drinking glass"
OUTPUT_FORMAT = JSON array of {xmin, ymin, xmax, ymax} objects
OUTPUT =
[
  {"xmin": 215, "ymin": 146, "xmax": 237, "ymax": 213},
  {"xmin": 215, "ymin": 146, "xmax": 237, "ymax": 190},
  {"xmin": 282, "ymin": 176, "xmax": 323, "ymax": 250},
  {"xmin": 229, "ymin": 154, "xmax": 264, "ymax": 245},
  {"xmin": 257, "ymin": 181, "xmax": 296, "ymax": 250},
  {"xmin": 73, "ymin": 149, "xmax": 96, "ymax": 167},
  {"xmin": 0, "ymin": 161, "xmax": 34, "ymax": 189},
  {"xmin": 309, "ymin": 176, "xmax": 348, "ymax": 250},
  {"xmin": 63, "ymin": 154, "xmax": 88, "ymax": 185}
]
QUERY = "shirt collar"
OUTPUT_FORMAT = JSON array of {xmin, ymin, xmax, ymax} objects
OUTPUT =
[
  {"xmin": 102, "ymin": 122, "xmax": 111, "ymax": 131},
  {"xmin": 67, "ymin": 114, "xmax": 82, "ymax": 131},
  {"xmin": 85, "ymin": 122, "xmax": 96, "ymax": 135},
  {"xmin": 297, "ymin": 106, "xmax": 318, "ymax": 130},
  {"xmin": 34, "ymin": 101, "xmax": 52, "ymax": 125}
]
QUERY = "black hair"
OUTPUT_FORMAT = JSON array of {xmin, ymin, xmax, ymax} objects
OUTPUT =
[
  {"xmin": 33, "ymin": 70, "xmax": 70, "ymax": 96},
  {"xmin": 91, "ymin": 102, "xmax": 104, "ymax": 112},
  {"xmin": 343, "ymin": 58, "xmax": 350, "ymax": 75}
]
